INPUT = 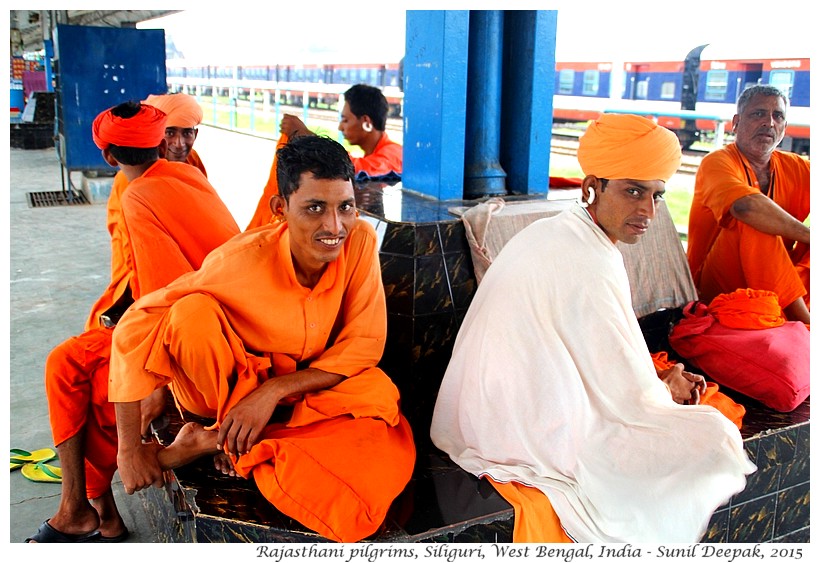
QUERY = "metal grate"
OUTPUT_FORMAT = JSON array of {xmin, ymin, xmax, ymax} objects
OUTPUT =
[{"xmin": 26, "ymin": 190, "xmax": 90, "ymax": 208}]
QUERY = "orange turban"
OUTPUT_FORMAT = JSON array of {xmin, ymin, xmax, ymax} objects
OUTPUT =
[
  {"xmin": 577, "ymin": 113, "xmax": 681, "ymax": 181},
  {"xmin": 708, "ymin": 288, "xmax": 786, "ymax": 329},
  {"xmin": 92, "ymin": 104, "xmax": 167, "ymax": 150},
  {"xmin": 143, "ymin": 93, "xmax": 203, "ymax": 128}
]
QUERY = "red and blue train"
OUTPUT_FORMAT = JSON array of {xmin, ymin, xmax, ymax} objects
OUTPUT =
[
  {"xmin": 166, "ymin": 59, "xmax": 404, "ymax": 116},
  {"xmin": 553, "ymin": 43, "xmax": 810, "ymax": 154},
  {"xmin": 167, "ymin": 44, "xmax": 809, "ymax": 154}
]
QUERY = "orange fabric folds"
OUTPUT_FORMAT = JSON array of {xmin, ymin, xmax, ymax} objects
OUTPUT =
[
  {"xmin": 708, "ymin": 288, "xmax": 785, "ymax": 329},
  {"xmin": 143, "ymin": 93, "xmax": 202, "ymax": 128},
  {"xmin": 45, "ymin": 328, "xmax": 118, "ymax": 499},
  {"xmin": 577, "ymin": 113, "xmax": 681, "ymax": 181},
  {"xmin": 487, "ymin": 478, "xmax": 573, "ymax": 543},
  {"xmin": 92, "ymin": 104, "xmax": 166, "ymax": 149}
]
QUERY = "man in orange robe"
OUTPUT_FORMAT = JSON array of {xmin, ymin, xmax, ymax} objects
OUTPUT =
[
  {"xmin": 85, "ymin": 92, "xmax": 209, "ymax": 332},
  {"xmin": 29, "ymin": 101, "xmax": 239, "ymax": 543},
  {"xmin": 687, "ymin": 84, "xmax": 810, "ymax": 324},
  {"xmin": 280, "ymin": 84, "xmax": 402, "ymax": 179},
  {"xmin": 108, "ymin": 135, "xmax": 415, "ymax": 543}
]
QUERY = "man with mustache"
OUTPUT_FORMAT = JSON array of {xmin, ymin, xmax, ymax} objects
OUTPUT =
[
  {"xmin": 430, "ymin": 113, "xmax": 755, "ymax": 543},
  {"xmin": 687, "ymin": 85, "xmax": 810, "ymax": 324}
]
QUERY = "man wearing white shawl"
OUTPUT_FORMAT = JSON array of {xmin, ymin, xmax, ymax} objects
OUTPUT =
[{"xmin": 430, "ymin": 114, "xmax": 756, "ymax": 543}]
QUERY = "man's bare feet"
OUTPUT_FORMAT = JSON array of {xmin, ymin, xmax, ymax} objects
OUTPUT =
[
  {"xmin": 157, "ymin": 422, "xmax": 219, "ymax": 470},
  {"xmin": 91, "ymin": 489, "xmax": 128, "ymax": 539},
  {"xmin": 213, "ymin": 452, "xmax": 243, "ymax": 478}
]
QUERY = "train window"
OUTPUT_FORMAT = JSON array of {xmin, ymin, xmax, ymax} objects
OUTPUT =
[
  {"xmin": 704, "ymin": 70, "xmax": 729, "ymax": 101},
  {"xmin": 582, "ymin": 70, "xmax": 599, "ymax": 95},
  {"xmin": 769, "ymin": 70, "xmax": 794, "ymax": 99},
  {"xmin": 660, "ymin": 81, "xmax": 676, "ymax": 99},
  {"xmin": 558, "ymin": 69, "xmax": 575, "ymax": 94},
  {"xmin": 635, "ymin": 80, "xmax": 648, "ymax": 100}
]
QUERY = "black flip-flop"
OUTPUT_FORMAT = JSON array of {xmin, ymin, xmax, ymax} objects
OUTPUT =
[
  {"xmin": 25, "ymin": 519, "xmax": 102, "ymax": 543},
  {"xmin": 98, "ymin": 529, "xmax": 130, "ymax": 542}
]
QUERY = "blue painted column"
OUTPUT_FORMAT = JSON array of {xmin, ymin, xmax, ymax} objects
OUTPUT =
[
  {"xmin": 464, "ymin": 10, "xmax": 507, "ymax": 198},
  {"xmin": 500, "ymin": 10, "xmax": 556, "ymax": 195},
  {"xmin": 44, "ymin": 39, "xmax": 55, "ymax": 91},
  {"xmin": 402, "ymin": 11, "xmax": 469, "ymax": 200},
  {"xmin": 403, "ymin": 10, "xmax": 556, "ymax": 200}
]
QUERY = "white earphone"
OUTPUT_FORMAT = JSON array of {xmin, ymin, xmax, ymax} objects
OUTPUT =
[
  {"xmin": 579, "ymin": 186, "xmax": 596, "ymax": 208},
  {"xmin": 362, "ymin": 121, "xmax": 373, "ymax": 133}
]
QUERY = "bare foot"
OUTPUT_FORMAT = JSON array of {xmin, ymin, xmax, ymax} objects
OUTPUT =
[
  {"xmin": 213, "ymin": 452, "xmax": 242, "ymax": 478},
  {"xmin": 91, "ymin": 489, "xmax": 128, "ymax": 539},
  {"xmin": 157, "ymin": 422, "xmax": 219, "ymax": 470}
]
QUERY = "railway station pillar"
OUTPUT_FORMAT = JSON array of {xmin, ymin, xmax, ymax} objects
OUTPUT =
[{"xmin": 403, "ymin": 10, "xmax": 557, "ymax": 200}]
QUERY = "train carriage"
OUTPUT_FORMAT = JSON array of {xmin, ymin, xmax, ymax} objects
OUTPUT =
[{"xmin": 551, "ymin": 43, "xmax": 810, "ymax": 154}]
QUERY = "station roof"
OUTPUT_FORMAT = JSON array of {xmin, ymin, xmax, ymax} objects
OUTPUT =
[{"xmin": 10, "ymin": 10, "xmax": 180, "ymax": 54}]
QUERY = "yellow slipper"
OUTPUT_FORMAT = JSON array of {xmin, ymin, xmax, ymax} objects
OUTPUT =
[
  {"xmin": 11, "ymin": 447, "xmax": 57, "ymax": 470},
  {"xmin": 21, "ymin": 461, "xmax": 62, "ymax": 483}
]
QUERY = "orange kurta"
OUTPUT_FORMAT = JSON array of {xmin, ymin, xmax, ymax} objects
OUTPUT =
[
  {"xmin": 45, "ymin": 157, "xmax": 238, "ymax": 499},
  {"xmin": 109, "ymin": 219, "xmax": 415, "ymax": 542},
  {"xmin": 351, "ymin": 133, "xmax": 402, "ymax": 178},
  {"xmin": 84, "ymin": 150, "xmax": 209, "ymax": 331},
  {"xmin": 246, "ymin": 134, "xmax": 289, "ymax": 230},
  {"xmin": 687, "ymin": 143, "xmax": 810, "ymax": 309}
]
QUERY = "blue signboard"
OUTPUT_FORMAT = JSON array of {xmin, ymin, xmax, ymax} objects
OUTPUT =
[{"xmin": 54, "ymin": 24, "xmax": 166, "ymax": 172}]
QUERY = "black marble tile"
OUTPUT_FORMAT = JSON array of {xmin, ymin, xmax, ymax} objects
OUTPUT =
[
  {"xmin": 415, "ymin": 224, "xmax": 442, "ymax": 256},
  {"xmin": 703, "ymin": 508, "xmax": 729, "ymax": 543},
  {"xmin": 774, "ymin": 482, "xmax": 810, "ymax": 538},
  {"xmin": 414, "ymin": 255, "xmax": 454, "ymax": 315},
  {"xmin": 780, "ymin": 453, "xmax": 810, "ymax": 489},
  {"xmin": 773, "ymin": 527, "xmax": 810, "ymax": 543},
  {"xmin": 381, "ymin": 223, "xmax": 416, "ymax": 256},
  {"xmin": 444, "ymin": 252, "xmax": 477, "ymax": 311},
  {"xmin": 728, "ymin": 494, "xmax": 776, "ymax": 543},
  {"xmin": 731, "ymin": 463, "xmax": 780, "ymax": 505},
  {"xmin": 381, "ymin": 254, "xmax": 415, "ymax": 315},
  {"xmin": 438, "ymin": 221, "xmax": 471, "ymax": 255}
]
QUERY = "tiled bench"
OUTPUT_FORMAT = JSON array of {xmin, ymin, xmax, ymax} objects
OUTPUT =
[{"xmin": 139, "ymin": 184, "xmax": 809, "ymax": 543}]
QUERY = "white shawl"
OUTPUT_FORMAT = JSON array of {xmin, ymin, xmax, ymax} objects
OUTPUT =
[{"xmin": 430, "ymin": 205, "xmax": 755, "ymax": 542}]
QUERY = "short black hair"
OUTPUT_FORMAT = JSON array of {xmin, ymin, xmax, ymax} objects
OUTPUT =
[
  {"xmin": 106, "ymin": 100, "xmax": 161, "ymax": 165},
  {"xmin": 276, "ymin": 135, "xmax": 355, "ymax": 200},
  {"xmin": 343, "ymin": 84, "xmax": 388, "ymax": 131}
]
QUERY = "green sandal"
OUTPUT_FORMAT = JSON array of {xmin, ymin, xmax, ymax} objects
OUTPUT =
[
  {"xmin": 10, "ymin": 447, "xmax": 57, "ymax": 471},
  {"xmin": 21, "ymin": 461, "xmax": 62, "ymax": 483}
]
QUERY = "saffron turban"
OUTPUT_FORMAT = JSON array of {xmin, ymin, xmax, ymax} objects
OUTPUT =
[
  {"xmin": 577, "ymin": 113, "xmax": 681, "ymax": 181},
  {"xmin": 92, "ymin": 104, "xmax": 167, "ymax": 150},
  {"xmin": 143, "ymin": 93, "xmax": 203, "ymax": 128}
]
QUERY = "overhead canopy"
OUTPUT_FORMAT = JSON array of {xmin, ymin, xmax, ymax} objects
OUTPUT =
[{"xmin": 10, "ymin": 10, "xmax": 180, "ymax": 54}]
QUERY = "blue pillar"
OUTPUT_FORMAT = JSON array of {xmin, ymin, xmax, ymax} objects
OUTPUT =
[
  {"xmin": 500, "ymin": 11, "xmax": 556, "ymax": 195},
  {"xmin": 464, "ymin": 10, "xmax": 507, "ymax": 198},
  {"xmin": 402, "ymin": 10, "xmax": 469, "ymax": 200},
  {"xmin": 403, "ymin": 10, "xmax": 556, "ymax": 200},
  {"xmin": 44, "ymin": 39, "xmax": 54, "ymax": 91}
]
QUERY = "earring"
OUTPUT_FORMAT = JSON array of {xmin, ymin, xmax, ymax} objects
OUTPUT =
[
  {"xmin": 362, "ymin": 121, "xmax": 373, "ymax": 133},
  {"xmin": 579, "ymin": 187, "xmax": 596, "ymax": 208}
]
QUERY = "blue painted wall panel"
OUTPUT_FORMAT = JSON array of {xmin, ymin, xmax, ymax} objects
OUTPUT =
[
  {"xmin": 403, "ymin": 11, "xmax": 469, "ymax": 200},
  {"xmin": 55, "ymin": 25, "xmax": 166, "ymax": 171}
]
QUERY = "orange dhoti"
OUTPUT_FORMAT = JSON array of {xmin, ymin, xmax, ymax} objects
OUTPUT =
[
  {"xmin": 44, "ymin": 327, "xmax": 117, "ymax": 499},
  {"xmin": 487, "ymin": 479, "xmax": 573, "ymax": 543},
  {"xmin": 696, "ymin": 221, "xmax": 809, "ymax": 311},
  {"xmin": 155, "ymin": 293, "xmax": 415, "ymax": 543}
]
